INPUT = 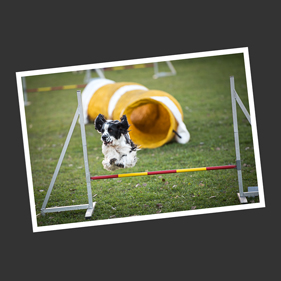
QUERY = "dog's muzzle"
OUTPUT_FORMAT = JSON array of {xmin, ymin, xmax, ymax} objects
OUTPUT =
[{"xmin": 102, "ymin": 134, "xmax": 112, "ymax": 145}]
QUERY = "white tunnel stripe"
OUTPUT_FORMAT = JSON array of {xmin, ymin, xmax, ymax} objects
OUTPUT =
[
  {"xmin": 108, "ymin": 85, "xmax": 148, "ymax": 118},
  {"xmin": 151, "ymin": 96, "xmax": 182, "ymax": 124},
  {"xmin": 151, "ymin": 96, "xmax": 190, "ymax": 144},
  {"xmin": 81, "ymin": 78, "xmax": 114, "ymax": 124}
]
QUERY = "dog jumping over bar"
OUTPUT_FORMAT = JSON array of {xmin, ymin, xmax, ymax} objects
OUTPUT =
[{"xmin": 94, "ymin": 114, "xmax": 140, "ymax": 171}]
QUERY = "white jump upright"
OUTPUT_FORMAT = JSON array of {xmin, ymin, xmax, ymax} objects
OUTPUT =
[
  {"xmin": 22, "ymin": 77, "xmax": 30, "ymax": 106},
  {"xmin": 230, "ymin": 76, "xmax": 259, "ymax": 203},
  {"xmin": 84, "ymin": 69, "xmax": 105, "ymax": 83},
  {"xmin": 153, "ymin": 61, "xmax": 176, "ymax": 79},
  {"xmin": 40, "ymin": 90, "xmax": 96, "ymax": 218}
]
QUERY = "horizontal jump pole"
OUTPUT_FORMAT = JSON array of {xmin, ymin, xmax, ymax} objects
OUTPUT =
[{"xmin": 90, "ymin": 165, "xmax": 236, "ymax": 180}]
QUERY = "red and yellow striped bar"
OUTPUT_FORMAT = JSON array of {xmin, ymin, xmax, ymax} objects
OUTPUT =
[
  {"xmin": 26, "ymin": 64, "xmax": 154, "ymax": 93},
  {"xmin": 104, "ymin": 63, "xmax": 153, "ymax": 71},
  {"xmin": 90, "ymin": 165, "xmax": 236, "ymax": 180},
  {"xmin": 27, "ymin": 84, "xmax": 87, "ymax": 93}
]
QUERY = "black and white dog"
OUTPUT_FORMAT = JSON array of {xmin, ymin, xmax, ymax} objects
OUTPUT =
[{"xmin": 94, "ymin": 114, "xmax": 139, "ymax": 171}]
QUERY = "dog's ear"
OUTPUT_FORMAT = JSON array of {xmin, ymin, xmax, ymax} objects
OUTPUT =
[
  {"xmin": 94, "ymin": 114, "xmax": 106, "ymax": 133},
  {"xmin": 118, "ymin": 115, "xmax": 130, "ymax": 134}
]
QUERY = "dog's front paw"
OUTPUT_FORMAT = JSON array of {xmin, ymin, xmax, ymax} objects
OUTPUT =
[
  {"xmin": 110, "ymin": 158, "xmax": 117, "ymax": 165},
  {"xmin": 115, "ymin": 162, "xmax": 124, "ymax": 168}
]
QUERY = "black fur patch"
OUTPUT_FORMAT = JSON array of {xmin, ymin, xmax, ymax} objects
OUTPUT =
[
  {"xmin": 118, "ymin": 115, "xmax": 130, "ymax": 135},
  {"xmin": 94, "ymin": 114, "xmax": 107, "ymax": 133}
]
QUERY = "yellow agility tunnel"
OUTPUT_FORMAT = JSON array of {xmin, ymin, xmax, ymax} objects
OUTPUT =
[{"xmin": 81, "ymin": 78, "xmax": 190, "ymax": 149}]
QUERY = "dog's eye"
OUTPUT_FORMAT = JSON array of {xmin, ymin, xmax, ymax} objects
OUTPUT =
[{"xmin": 108, "ymin": 128, "xmax": 112, "ymax": 133}]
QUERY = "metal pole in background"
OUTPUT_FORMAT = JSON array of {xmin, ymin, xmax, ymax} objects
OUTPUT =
[
  {"xmin": 153, "ymin": 61, "xmax": 177, "ymax": 79},
  {"xmin": 84, "ymin": 69, "xmax": 105, "ymax": 83},
  {"xmin": 153, "ymin": 63, "xmax": 159, "ymax": 78},
  {"xmin": 22, "ymin": 77, "xmax": 30, "ymax": 106},
  {"xmin": 166, "ymin": 61, "xmax": 177, "ymax": 75}
]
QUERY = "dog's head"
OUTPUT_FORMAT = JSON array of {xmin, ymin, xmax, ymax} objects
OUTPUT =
[{"xmin": 94, "ymin": 114, "xmax": 130, "ymax": 146}]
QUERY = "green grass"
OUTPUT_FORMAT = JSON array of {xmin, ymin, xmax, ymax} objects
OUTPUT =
[{"xmin": 24, "ymin": 53, "xmax": 259, "ymax": 227}]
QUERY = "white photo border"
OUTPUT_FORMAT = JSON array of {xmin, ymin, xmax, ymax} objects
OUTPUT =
[{"xmin": 15, "ymin": 47, "xmax": 265, "ymax": 233}]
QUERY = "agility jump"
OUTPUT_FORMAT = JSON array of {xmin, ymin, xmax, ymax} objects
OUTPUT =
[{"xmin": 40, "ymin": 76, "xmax": 258, "ymax": 218}]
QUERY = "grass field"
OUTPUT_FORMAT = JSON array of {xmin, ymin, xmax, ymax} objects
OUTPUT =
[{"xmin": 23, "ymin": 53, "xmax": 259, "ymax": 227}]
